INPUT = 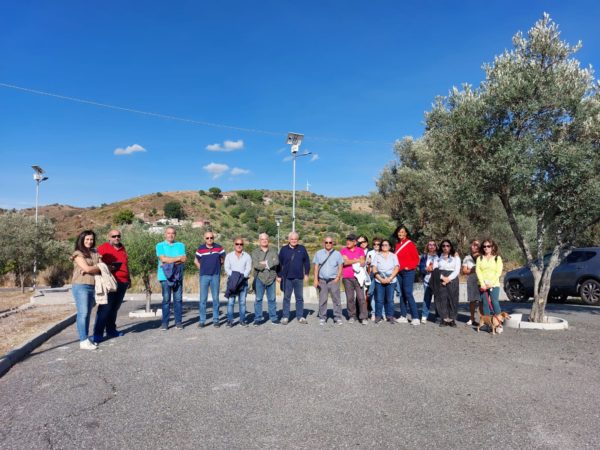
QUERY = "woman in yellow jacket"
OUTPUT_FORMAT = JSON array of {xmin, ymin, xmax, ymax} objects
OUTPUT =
[{"xmin": 475, "ymin": 239, "xmax": 504, "ymax": 321}]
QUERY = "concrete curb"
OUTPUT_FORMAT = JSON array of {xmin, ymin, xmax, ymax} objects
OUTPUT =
[{"xmin": 0, "ymin": 312, "xmax": 77, "ymax": 378}]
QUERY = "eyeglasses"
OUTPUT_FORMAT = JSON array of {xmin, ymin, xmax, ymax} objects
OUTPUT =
[
  {"xmin": 324, "ymin": 241, "xmax": 333, "ymax": 244},
  {"xmin": 205, "ymin": 237, "xmax": 214, "ymax": 240},
  {"xmin": 373, "ymin": 243, "xmax": 381, "ymax": 246},
  {"xmin": 442, "ymin": 244, "xmax": 451, "ymax": 248},
  {"xmin": 111, "ymin": 235, "xmax": 121, "ymax": 238},
  {"xmin": 483, "ymin": 245, "xmax": 492, "ymax": 248},
  {"xmin": 357, "ymin": 241, "xmax": 366, "ymax": 244},
  {"xmin": 235, "ymin": 242, "xmax": 244, "ymax": 246},
  {"xmin": 428, "ymin": 243, "xmax": 436, "ymax": 247}
]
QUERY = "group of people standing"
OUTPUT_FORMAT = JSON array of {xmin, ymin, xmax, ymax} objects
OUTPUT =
[{"xmin": 70, "ymin": 224, "xmax": 506, "ymax": 350}]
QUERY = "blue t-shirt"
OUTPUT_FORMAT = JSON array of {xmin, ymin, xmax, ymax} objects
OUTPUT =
[
  {"xmin": 195, "ymin": 243, "xmax": 225, "ymax": 276},
  {"xmin": 313, "ymin": 249, "xmax": 343, "ymax": 280},
  {"xmin": 156, "ymin": 241, "xmax": 186, "ymax": 281}
]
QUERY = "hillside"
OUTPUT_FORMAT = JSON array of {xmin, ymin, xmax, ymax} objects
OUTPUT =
[{"xmin": 19, "ymin": 190, "xmax": 395, "ymax": 245}]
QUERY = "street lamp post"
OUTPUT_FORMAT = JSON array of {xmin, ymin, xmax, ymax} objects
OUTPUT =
[
  {"xmin": 32, "ymin": 165, "xmax": 48, "ymax": 289},
  {"xmin": 286, "ymin": 132, "xmax": 311, "ymax": 233},
  {"xmin": 275, "ymin": 217, "xmax": 282, "ymax": 251}
]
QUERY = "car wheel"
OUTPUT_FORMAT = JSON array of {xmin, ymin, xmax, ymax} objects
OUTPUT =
[
  {"xmin": 580, "ymin": 279, "xmax": 600, "ymax": 305},
  {"xmin": 548, "ymin": 292, "xmax": 567, "ymax": 303},
  {"xmin": 506, "ymin": 280, "xmax": 528, "ymax": 302}
]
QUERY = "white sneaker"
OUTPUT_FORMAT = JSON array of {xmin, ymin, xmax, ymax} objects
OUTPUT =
[
  {"xmin": 421, "ymin": 317, "xmax": 427, "ymax": 324},
  {"xmin": 411, "ymin": 319, "xmax": 420, "ymax": 326},
  {"xmin": 466, "ymin": 319, "xmax": 473, "ymax": 326},
  {"xmin": 395, "ymin": 317, "xmax": 408, "ymax": 323},
  {"xmin": 80, "ymin": 339, "xmax": 97, "ymax": 350},
  {"xmin": 371, "ymin": 314, "xmax": 375, "ymax": 321},
  {"xmin": 319, "ymin": 318, "xmax": 326, "ymax": 326}
]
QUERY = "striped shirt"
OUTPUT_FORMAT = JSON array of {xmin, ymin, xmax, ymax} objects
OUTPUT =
[{"xmin": 195, "ymin": 243, "xmax": 225, "ymax": 276}]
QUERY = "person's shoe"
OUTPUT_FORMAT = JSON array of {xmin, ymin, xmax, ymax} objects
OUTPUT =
[
  {"xmin": 160, "ymin": 325, "xmax": 168, "ymax": 331},
  {"xmin": 375, "ymin": 317, "xmax": 382, "ymax": 324},
  {"xmin": 253, "ymin": 321, "xmax": 260, "ymax": 327},
  {"xmin": 387, "ymin": 318, "xmax": 395, "ymax": 324},
  {"xmin": 92, "ymin": 335, "xmax": 103, "ymax": 344},
  {"xmin": 334, "ymin": 319, "xmax": 343, "ymax": 326},
  {"xmin": 226, "ymin": 321, "xmax": 234, "ymax": 328},
  {"xmin": 298, "ymin": 317, "xmax": 308, "ymax": 324},
  {"xmin": 360, "ymin": 319, "xmax": 368, "ymax": 325},
  {"xmin": 319, "ymin": 318, "xmax": 326, "ymax": 326},
  {"xmin": 106, "ymin": 331, "xmax": 125, "ymax": 339},
  {"xmin": 80, "ymin": 339, "xmax": 97, "ymax": 350},
  {"xmin": 348, "ymin": 317, "xmax": 355, "ymax": 324},
  {"xmin": 281, "ymin": 318, "xmax": 289, "ymax": 325},
  {"xmin": 240, "ymin": 321, "xmax": 249, "ymax": 327},
  {"xmin": 411, "ymin": 319, "xmax": 420, "ymax": 326},
  {"xmin": 198, "ymin": 322, "xmax": 205, "ymax": 328},
  {"xmin": 466, "ymin": 319, "xmax": 473, "ymax": 326},
  {"xmin": 395, "ymin": 317, "xmax": 408, "ymax": 324},
  {"xmin": 449, "ymin": 320, "xmax": 457, "ymax": 328},
  {"xmin": 270, "ymin": 320, "xmax": 280, "ymax": 325},
  {"xmin": 371, "ymin": 314, "xmax": 376, "ymax": 321},
  {"xmin": 421, "ymin": 317, "xmax": 428, "ymax": 324},
  {"xmin": 439, "ymin": 321, "xmax": 447, "ymax": 327},
  {"xmin": 175, "ymin": 324, "xmax": 184, "ymax": 330},
  {"xmin": 214, "ymin": 322, "xmax": 221, "ymax": 329}
]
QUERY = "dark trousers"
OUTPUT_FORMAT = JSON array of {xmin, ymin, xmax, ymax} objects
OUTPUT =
[
  {"xmin": 282, "ymin": 278, "xmax": 304, "ymax": 320},
  {"xmin": 343, "ymin": 278, "xmax": 367, "ymax": 320},
  {"xmin": 93, "ymin": 282, "xmax": 128, "ymax": 338},
  {"xmin": 435, "ymin": 276, "xmax": 459, "ymax": 320}
]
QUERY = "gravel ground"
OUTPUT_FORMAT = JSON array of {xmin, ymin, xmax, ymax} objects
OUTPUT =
[{"xmin": 0, "ymin": 298, "xmax": 599, "ymax": 449}]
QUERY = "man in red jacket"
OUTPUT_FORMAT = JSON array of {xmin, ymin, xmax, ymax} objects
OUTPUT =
[{"xmin": 93, "ymin": 229, "xmax": 130, "ymax": 342}]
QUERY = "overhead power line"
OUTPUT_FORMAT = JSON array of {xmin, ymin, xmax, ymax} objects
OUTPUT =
[{"xmin": 0, "ymin": 82, "xmax": 395, "ymax": 146}]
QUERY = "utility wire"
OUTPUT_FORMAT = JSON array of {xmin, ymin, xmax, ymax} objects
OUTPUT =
[{"xmin": 0, "ymin": 82, "xmax": 395, "ymax": 146}]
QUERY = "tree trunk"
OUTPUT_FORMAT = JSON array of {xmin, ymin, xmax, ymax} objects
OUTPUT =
[
  {"xmin": 19, "ymin": 272, "xmax": 25, "ymax": 293},
  {"xmin": 143, "ymin": 274, "xmax": 152, "ymax": 313},
  {"xmin": 530, "ymin": 246, "xmax": 567, "ymax": 322}
]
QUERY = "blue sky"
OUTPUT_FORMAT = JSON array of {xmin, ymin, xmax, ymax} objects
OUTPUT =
[{"xmin": 1, "ymin": 1, "xmax": 599, "ymax": 209}]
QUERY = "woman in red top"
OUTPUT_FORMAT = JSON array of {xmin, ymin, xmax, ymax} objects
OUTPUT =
[{"xmin": 393, "ymin": 225, "xmax": 420, "ymax": 325}]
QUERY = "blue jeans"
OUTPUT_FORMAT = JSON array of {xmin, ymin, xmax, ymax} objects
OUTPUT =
[
  {"xmin": 72, "ymin": 284, "xmax": 95, "ymax": 342},
  {"xmin": 254, "ymin": 278, "xmax": 277, "ymax": 323},
  {"xmin": 368, "ymin": 274, "xmax": 376, "ymax": 313},
  {"xmin": 282, "ymin": 278, "xmax": 304, "ymax": 320},
  {"xmin": 375, "ymin": 282, "xmax": 395, "ymax": 319},
  {"xmin": 227, "ymin": 280, "xmax": 248, "ymax": 323},
  {"xmin": 421, "ymin": 283, "xmax": 433, "ymax": 320},
  {"xmin": 93, "ymin": 282, "xmax": 127, "ymax": 339},
  {"xmin": 199, "ymin": 274, "xmax": 221, "ymax": 325},
  {"xmin": 481, "ymin": 287, "xmax": 501, "ymax": 315},
  {"xmin": 161, "ymin": 280, "xmax": 183, "ymax": 327},
  {"xmin": 396, "ymin": 270, "xmax": 419, "ymax": 319}
]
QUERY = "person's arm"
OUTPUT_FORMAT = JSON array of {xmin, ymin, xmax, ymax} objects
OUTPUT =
[
  {"xmin": 74, "ymin": 255, "xmax": 100, "ymax": 275},
  {"xmin": 224, "ymin": 254, "xmax": 232, "ymax": 277},
  {"xmin": 303, "ymin": 248, "xmax": 310, "ymax": 282},
  {"xmin": 243, "ymin": 254, "xmax": 252, "ymax": 278},
  {"xmin": 313, "ymin": 262, "xmax": 320, "ymax": 288},
  {"xmin": 448, "ymin": 256, "xmax": 461, "ymax": 281},
  {"xmin": 335, "ymin": 260, "xmax": 343, "ymax": 283},
  {"xmin": 194, "ymin": 257, "xmax": 200, "ymax": 269},
  {"xmin": 251, "ymin": 250, "xmax": 263, "ymax": 271}
]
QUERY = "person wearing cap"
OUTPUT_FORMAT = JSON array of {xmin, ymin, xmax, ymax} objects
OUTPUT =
[
  {"xmin": 340, "ymin": 233, "xmax": 368, "ymax": 324},
  {"xmin": 92, "ymin": 229, "xmax": 130, "ymax": 342},
  {"xmin": 313, "ymin": 236, "xmax": 344, "ymax": 325}
]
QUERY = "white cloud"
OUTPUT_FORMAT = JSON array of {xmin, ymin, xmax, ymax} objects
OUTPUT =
[
  {"xmin": 310, "ymin": 153, "xmax": 319, "ymax": 162},
  {"xmin": 205, "ymin": 139, "xmax": 244, "ymax": 152},
  {"xmin": 203, "ymin": 162, "xmax": 230, "ymax": 179},
  {"xmin": 282, "ymin": 155, "xmax": 293, "ymax": 162},
  {"xmin": 231, "ymin": 167, "xmax": 250, "ymax": 176},
  {"xmin": 114, "ymin": 144, "xmax": 146, "ymax": 155}
]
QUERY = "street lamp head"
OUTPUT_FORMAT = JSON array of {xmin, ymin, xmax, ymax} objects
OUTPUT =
[
  {"xmin": 32, "ymin": 165, "xmax": 45, "ymax": 175},
  {"xmin": 287, "ymin": 132, "xmax": 304, "ymax": 154}
]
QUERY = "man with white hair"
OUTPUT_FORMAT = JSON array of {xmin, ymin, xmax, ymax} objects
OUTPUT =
[
  {"xmin": 277, "ymin": 232, "xmax": 310, "ymax": 324},
  {"xmin": 251, "ymin": 233, "xmax": 280, "ymax": 325}
]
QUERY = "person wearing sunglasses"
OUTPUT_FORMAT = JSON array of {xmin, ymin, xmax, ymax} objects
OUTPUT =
[
  {"xmin": 224, "ymin": 237, "xmax": 252, "ymax": 327},
  {"xmin": 476, "ymin": 239, "xmax": 504, "ymax": 333},
  {"xmin": 393, "ymin": 225, "xmax": 421, "ymax": 325},
  {"xmin": 313, "ymin": 236, "xmax": 344, "ymax": 325},
  {"xmin": 371, "ymin": 240, "xmax": 400, "ymax": 324},
  {"xmin": 462, "ymin": 240, "xmax": 481, "ymax": 326},
  {"xmin": 93, "ymin": 229, "xmax": 130, "ymax": 342},
  {"xmin": 433, "ymin": 239, "xmax": 461, "ymax": 327},
  {"xmin": 418, "ymin": 240, "xmax": 438, "ymax": 324},
  {"xmin": 194, "ymin": 231, "xmax": 225, "ymax": 328}
]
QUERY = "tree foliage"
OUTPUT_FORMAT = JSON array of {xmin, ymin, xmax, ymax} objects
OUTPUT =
[
  {"xmin": 114, "ymin": 209, "xmax": 135, "ymax": 225},
  {"xmin": 163, "ymin": 201, "xmax": 185, "ymax": 219},
  {"xmin": 424, "ymin": 14, "xmax": 600, "ymax": 321},
  {"xmin": 0, "ymin": 213, "xmax": 67, "ymax": 291},
  {"xmin": 208, "ymin": 187, "xmax": 222, "ymax": 199}
]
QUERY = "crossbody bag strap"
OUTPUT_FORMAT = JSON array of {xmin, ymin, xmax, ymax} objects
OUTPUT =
[{"xmin": 395, "ymin": 239, "xmax": 412, "ymax": 256}]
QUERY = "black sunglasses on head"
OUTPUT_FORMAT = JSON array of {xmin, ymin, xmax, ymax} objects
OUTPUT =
[{"xmin": 111, "ymin": 234, "xmax": 121, "ymax": 238}]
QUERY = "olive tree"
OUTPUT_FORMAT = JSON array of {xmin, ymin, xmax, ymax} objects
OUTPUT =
[
  {"xmin": 425, "ymin": 14, "xmax": 600, "ymax": 321},
  {"xmin": 125, "ymin": 227, "xmax": 159, "ymax": 312}
]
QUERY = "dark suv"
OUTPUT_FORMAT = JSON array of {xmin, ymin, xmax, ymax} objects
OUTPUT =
[{"xmin": 504, "ymin": 247, "xmax": 600, "ymax": 305}]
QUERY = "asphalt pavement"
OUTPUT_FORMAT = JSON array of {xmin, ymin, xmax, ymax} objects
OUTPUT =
[{"xmin": 1, "ymin": 297, "xmax": 599, "ymax": 449}]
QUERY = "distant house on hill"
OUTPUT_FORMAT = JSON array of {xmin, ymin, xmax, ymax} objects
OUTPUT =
[{"xmin": 192, "ymin": 219, "xmax": 211, "ymax": 228}]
